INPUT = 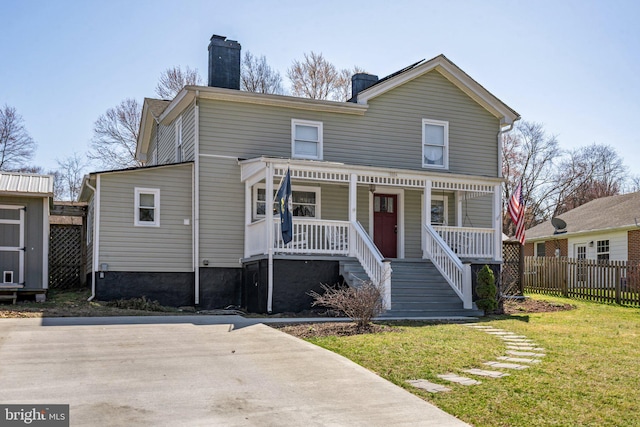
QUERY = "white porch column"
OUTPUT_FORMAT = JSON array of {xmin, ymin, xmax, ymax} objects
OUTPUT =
[
  {"xmin": 244, "ymin": 181, "xmax": 252, "ymax": 259},
  {"xmin": 348, "ymin": 174, "xmax": 357, "ymax": 257},
  {"xmin": 422, "ymin": 180, "xmax": 432, "ymax": 255},
  {"xmin": 492, "ymin": 183, "xmax": 503, "ymax": 262},
  {"xmin": 456, "ymin": 191, "xmax": 463, "ymax": 227},
  {"xmin": 266, "ymin": 163, "xmax": 274, "ymax": 313}
]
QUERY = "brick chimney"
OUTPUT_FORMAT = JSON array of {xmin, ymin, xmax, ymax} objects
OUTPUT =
[{"xmin": 208, "ymin": 35, "xmax": 241, "ymax": 90}]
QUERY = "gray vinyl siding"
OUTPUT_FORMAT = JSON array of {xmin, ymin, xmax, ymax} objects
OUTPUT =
[
  {"xmin": 199, "ymin": 156, "xmax": 244, "ymax": 268},
  {"xmin": 0, "ymin": 196, "xmax": 45, "ymax": 289},
  {"xmin": 198, "ymin": 69, "xmax": 500, "ymax": 177},
  {"xmin": 86, "ymin": 195, "xmax": 94, "ymax": 273},
  {"xmin": 156, "ymin": 121, "xmax": 175, "ymax": 165},
  {"xmin": 319, "ymin": 184, "xmax": 348, "ymax": 220},
  {"xmin": 461, "ymin": 194, "xmax": 493, "ymax": 228},
  {"xmin": 182, "ymin": 102, "xmax": 196, "ymax": 162},
  {"xmin": 405, "ymin": 190, "xmax": 422, "ymax": 258},
  {"xmin": 98, "ymin": 164, "xmax": 193, "ymax": 272}
]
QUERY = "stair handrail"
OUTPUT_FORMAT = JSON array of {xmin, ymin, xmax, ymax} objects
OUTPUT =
[
  {"xmin": 423, "ymin": 224, "xmax": 472, "ymax": 309},
  {"xmin": 350, "ymin": 221, "xmax": 392, "ymax": 309}
]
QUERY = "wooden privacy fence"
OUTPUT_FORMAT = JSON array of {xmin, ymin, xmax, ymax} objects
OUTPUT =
[{"xmin": 524, "ymin": 256, "xmax": 640, "ymax": 306}]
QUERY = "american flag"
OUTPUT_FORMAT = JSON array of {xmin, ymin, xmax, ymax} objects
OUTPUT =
[{"xmin": 508, "ymin": 182, "xmax": 526, "ymax": 245}]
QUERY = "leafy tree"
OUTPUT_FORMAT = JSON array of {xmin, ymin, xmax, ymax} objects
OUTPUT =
[
  {"xmin": 155, "ymin": 66, "xmax": 203, "ymax": 99},
  {"xmin": 0, "ymin": 105, "xmax": 37, "ymax": 171},
  {"xmin": 88, "ymin": 98, "xmax": 142, "ymax": 170},
  {"xmin": 241, "ymin": 51, "xmax": 283, "ymax": 94}
]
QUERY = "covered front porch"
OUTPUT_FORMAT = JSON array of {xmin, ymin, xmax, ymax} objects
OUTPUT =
[{"xmin": 240, "ymin": 157, "xmax": 502, "ymax": 313}]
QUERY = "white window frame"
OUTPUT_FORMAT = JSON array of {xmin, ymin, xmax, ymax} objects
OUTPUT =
[
  {"xmin": 597, "ymin": 239, "xmax": 610, "ymax": 261},
  {"xmin": 292, "ymin": 119, "xmax": 323, "ymax": 160},
  {"xmin": 134, "ymin": 187, "xmax": 160, "ymax": 227},
  {"xmin": 430, "ymin": 194, "xmax": 448, "ymax": 226},
  {"xmin": 422, "ymin": 119, "xmax": 449, "ymax": 169},
  {"xmin": 175, "ymin": 116, "xmax": 183, "ymax": 163},
  {"xmin": 253, "ymin": 184, "xmax": 321, "ymax": 221}
]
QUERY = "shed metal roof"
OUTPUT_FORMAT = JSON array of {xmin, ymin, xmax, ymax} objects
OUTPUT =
[{"xmin": 0, "ymin": 172, "xmax": 54, "ymax": 197}]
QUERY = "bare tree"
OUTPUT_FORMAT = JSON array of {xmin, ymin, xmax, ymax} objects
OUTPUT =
[
  {"xmin": 502, "ymin": 121, "xmax": 562, "ymax": 234},
  {"xmin": 287, "ymin": 52, "xmax": 341, "ymax": 100},
  {"xmin": 55, "ymin": 153, "xmax": 87, "ymax": 201},
  {"xmin": 0, "ymin": 105, "xmax": 37, "ymax": 171},
  {"xmin": 241, "ymin": 51, "xmax": 284, "ymax": 95},
  {"xmin": 155, "ymin": 66, "xmax": 203, "ymax": 99},
  {"xmin": 88, "ymin": 98, "xmax": 142, "ymax": 169}
]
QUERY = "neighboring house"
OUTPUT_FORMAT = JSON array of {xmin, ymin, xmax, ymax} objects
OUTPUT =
[
  {"xmin": 0, "ymin": 172, "xmax": 53, "ymax": 298},
  {"xmin": 525, "ymin": 192, "xmax": 640, "ymax": 262},
  {"xmin": 79, "ymin": 34, "xmax": 520, "ymax": 316}
]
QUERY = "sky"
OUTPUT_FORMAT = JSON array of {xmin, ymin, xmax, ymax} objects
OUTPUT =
[{"xmin": 1, "ymin": 0, "xmax": 639, "ymax": 178}]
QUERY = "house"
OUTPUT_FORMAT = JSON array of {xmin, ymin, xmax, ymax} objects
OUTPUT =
[
  {"xmin": 0, "ymin": 171, "xmax": 54, "ymax": 302},
  {"xmin": 79, "ymin": 34, "xmax": 520, "ymax": 316},
  {"xmin": 525, "ymin": 192, "xmax": 640, "ymax": 262}
]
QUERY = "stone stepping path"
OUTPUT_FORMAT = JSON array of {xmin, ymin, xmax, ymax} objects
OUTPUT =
[
  {"xmin": 437, "ymin": 373, "xmax": 482, "ymax": 385},
  {"xmin": 406, "ymin": 324, "xmax": 548, "ymax": 393}
]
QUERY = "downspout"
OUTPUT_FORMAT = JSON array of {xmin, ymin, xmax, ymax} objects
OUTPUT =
[
  {"xmin": 85, "ymin": 177, "xmax": 99, "ymax": 301},
  {"xmin": 497, "ymin": 122, "xmax": 514, "ymax": 178},
  {"xmin": 194, "ymin": 93, "xmax": 200, "ymax": 306}
]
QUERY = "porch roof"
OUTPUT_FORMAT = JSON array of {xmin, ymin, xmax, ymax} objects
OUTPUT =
[{"xmin": 239, "ymin": 157, "xmax": 502, "ymax": 195}]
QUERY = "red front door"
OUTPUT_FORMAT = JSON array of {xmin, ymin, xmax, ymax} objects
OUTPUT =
[{"xmin": 373, "ymin": 194, "xmax": 397, "ymax": 258}]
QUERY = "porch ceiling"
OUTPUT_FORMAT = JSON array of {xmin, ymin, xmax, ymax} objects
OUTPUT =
[{"xmin": 239, "ymin": 157, "xmax": 501, "ymax": 195}]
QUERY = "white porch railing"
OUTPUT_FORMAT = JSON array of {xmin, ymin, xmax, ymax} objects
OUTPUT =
[
  {"xmin": 424, "ymin": 224, "xmax": 472, "ymax": 309},
  {"xmin": 433, "ymin": 226, "xmax": 495, "ymax": 259},
  {"xmin": 272, "ymin": 219, "xmax": 351, "ymax": 255},
  {"xmin": 351, "ymin": 221, "xmax": 392, "ymax": 309}
]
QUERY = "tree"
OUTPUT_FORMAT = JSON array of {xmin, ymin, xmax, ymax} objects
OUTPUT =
[
  {"xmin": 0, "ymin": 105, "xmax": 37, "ymax": 171},
  {"xmin": 502, "ymin": 121, "xmax": 562, "ymax": 234},
  {"xmin": 155, "ymin": 66, "xmax": 203, "ymax": 99},
  {"xmin": 55, "ymin": 153, "xmax": 87, "ymax": 201},
  {"xmin": 241, "ymin": 51, "xmax": 284, "ymax": 94},
  {"xmin": 287, "ymin": 52, "xmax": 362, "ymax": 101},
  {"xmin": 88, "ymin": 98, "xmax": 142, "ymax": 169}
]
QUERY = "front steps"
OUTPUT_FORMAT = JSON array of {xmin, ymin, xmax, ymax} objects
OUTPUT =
[{"xmin": 384, "ymin": 259, "xmax": 483, "ymax": 317}]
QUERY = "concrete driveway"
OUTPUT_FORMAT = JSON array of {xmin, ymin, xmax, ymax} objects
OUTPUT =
[{"xmin": 0, "ymin": 316, "xmax": 468, "ymax": 426}]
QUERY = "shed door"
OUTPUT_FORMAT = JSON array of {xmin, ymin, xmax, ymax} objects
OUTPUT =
[
  {"xmin": 0, "ymin": 205, "xmax": 25, "ymax": 285},
  {"xmin": 373, "ymin": 194, "xmax": 397, "ymax": 258}
]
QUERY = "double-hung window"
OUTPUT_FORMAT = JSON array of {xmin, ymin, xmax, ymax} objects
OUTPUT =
[
  {"xmin": 292, "ymin": 119, "xmax": 323, "ymax": 160},
  {"xmin": 175, "ymin": 116, "xmax": 183, "ymax": 163},
  {"xmin": 135, "ymin": 188, "xmax": 160, "ymax": 227},
  {"xmin": 597, "ymin": 240, "xmax": 610, "ymax": 261},
  {"xmin": 422, "ymin": 119, "xmax": 448, "ymax": 169}
]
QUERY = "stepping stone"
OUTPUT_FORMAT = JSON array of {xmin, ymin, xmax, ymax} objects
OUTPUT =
[
  {"xmin": 506, "ymin": 350, "xmax": 546, "ymax": 357},
  {"xmin": 484, "ymin": 361, "xmax": 529, "ymax": 370},
  {"xmin": 406, "ymin": 379, "xmax": 451, "ymax": 393},
  {"xmin": 506, "ymin": 345, "xmax": 545, "ymax": 352},
  {"xmin": 486, "ymin": 331, "xmax": 513, "ymax": 335},
  {"xmin": 437, "ymin": 373, "xmax": 482, "ymax": 385},
  {"xmin": 497, "ymin": 356, "xmax": 542, "ymax": 364},
  {"xmin": 500, "ymin": 335, "xmax": 528, "ymax": 339},
  {"xmin": 463, "ymin": 368, "xmax": 510, "ymax": 378}
]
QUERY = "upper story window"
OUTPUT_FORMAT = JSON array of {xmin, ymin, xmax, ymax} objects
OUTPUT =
[
  {"xmin": 292, "ymin": 119, "xmax": 323, "ymax": 160},
  {"xmin": 253, "ymin": 184, "xmax": 320, "ymax": 220},
  {"xmin": 175, "ymin": 116, "xmax": 183, "ymax": 163},
  {"xmin": 422, "ymin": 119, "xmax": 448, "ymax": 169},
  {"xmin": 134, "ymin": 188, "xmax": 160, "ymax": 227}
]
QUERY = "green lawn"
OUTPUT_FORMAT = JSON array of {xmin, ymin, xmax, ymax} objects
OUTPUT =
[{"xmin": 307, "ymin": 296, "xmax": 640, "ymax": 427}]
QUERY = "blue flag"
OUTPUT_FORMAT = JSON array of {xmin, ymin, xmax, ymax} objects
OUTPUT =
[{"xmin": 276, "ymin": 168, "xmax": 293, "ymax": 244}]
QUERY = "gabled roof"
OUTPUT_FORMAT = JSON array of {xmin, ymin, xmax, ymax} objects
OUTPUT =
[
  {"xmin": 0, "ymin": 171, "xmax": 54, "ymax": 197},
  {"xmin": 526, "ymin": 192, "xmax": 640, "ymax": 241},
  {"xmin": 356, "ymin": 54, "xmax": 520, "ymax": 126},
  {"xmin": 136, "ymin": 98, "xmax": 171, "ymax": 161}
]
